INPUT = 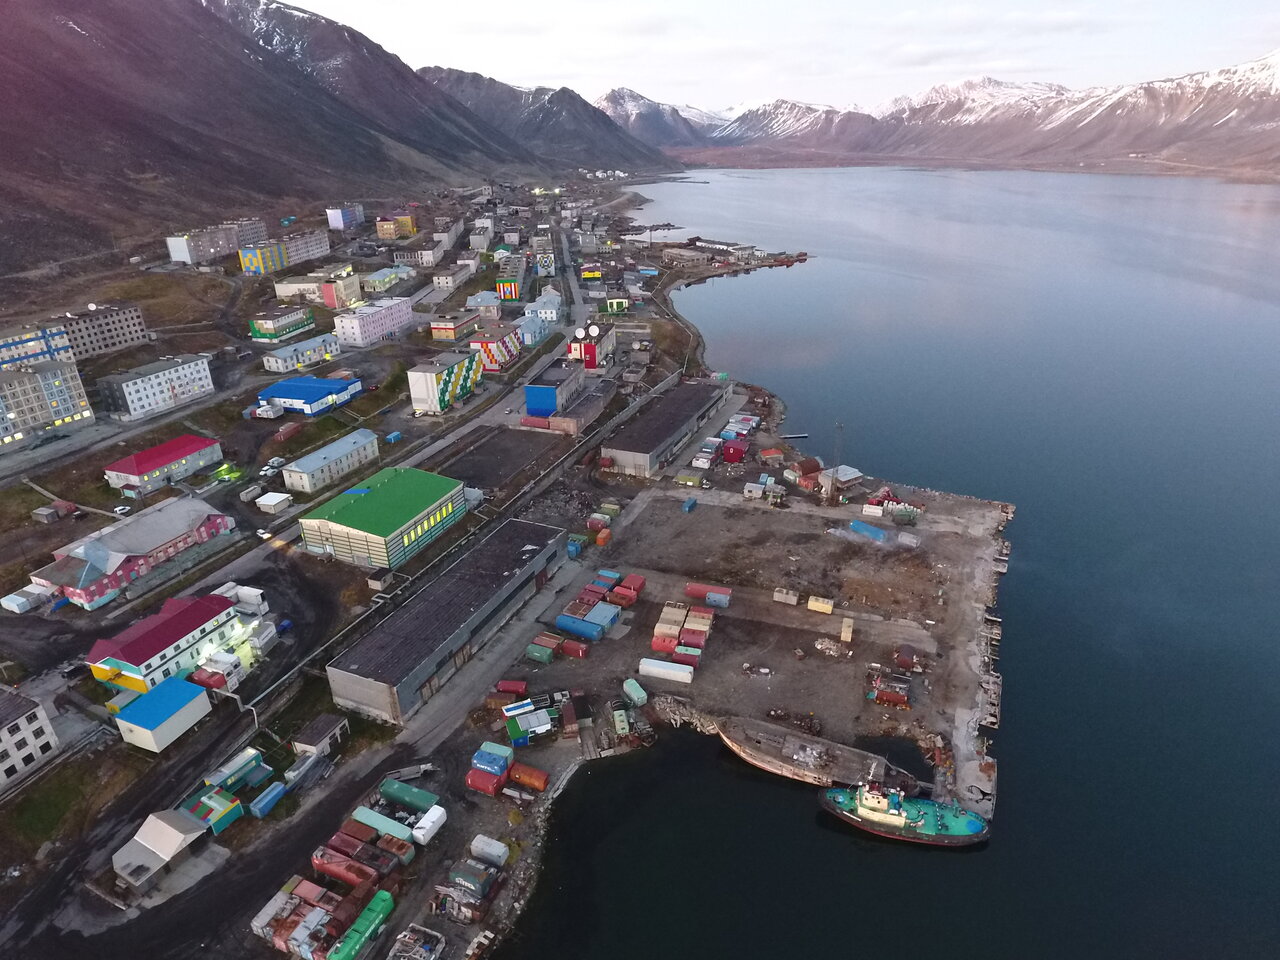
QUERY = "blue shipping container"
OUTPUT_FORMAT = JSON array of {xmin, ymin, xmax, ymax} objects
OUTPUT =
[
  {"xmin": 250, "ymin": 781, "xmax": 286, "ymax": 818},
  {"xmin": 385, "ymin": 431, "xmax": 403, "ymax": 444},
  {"xmin": 555, "ymin": 614, "xmax": 605, "ymax": 643},
  {"xmin": 682, "ymin": 498, "xmax": 698, "ymax": 513},
  {"xmin": 705, "ymin": 592, "xmax": 731, "ymax": 608},
  {"xmin": 584, "ymin": 601, "xmax": 621, "ymax": 627},
  {"xmin": 471, "ymin": 749, "xmax": 509, "ymax": 776},
  {"xmin": 848, "ymin": 518, "xmax": 889, "ymax": 543},
  {"xmin": 596, "ymin": 569, "xmax": 622, "ymax": 585}
]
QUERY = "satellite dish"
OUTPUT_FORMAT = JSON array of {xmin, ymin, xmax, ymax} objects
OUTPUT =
[
  {"xmin": 87, "ymin": 302, "xmax": 97, "ymax": 311},
  {"xmin": 574, "ymin": 327, "xmax": 587, "ymax": 339},
  {"xmin": 632, "ymin": 341, "xmax": 642, "ymax": 351},
  {"xmin": 588, "ymin": 324, "xmax": 601, "ymax": 338}
]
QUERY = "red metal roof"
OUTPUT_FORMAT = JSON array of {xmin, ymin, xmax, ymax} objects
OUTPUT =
[
  {"xmin": 103, "ymin": 435, "xmax": 220, "ymax": 479},
  {"xmin": 88, "ymin": 595, "xmax": 235, "ymax": 668}
]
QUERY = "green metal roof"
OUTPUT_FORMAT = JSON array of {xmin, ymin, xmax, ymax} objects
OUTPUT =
[{"xmin": 301, "ymin": 467, "xmax": 461, "ymax": 538}]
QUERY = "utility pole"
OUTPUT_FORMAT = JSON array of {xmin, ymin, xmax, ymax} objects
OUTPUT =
[{"xmin": 828, "ymin": 420, "xmax": 844, "ymax": 504}]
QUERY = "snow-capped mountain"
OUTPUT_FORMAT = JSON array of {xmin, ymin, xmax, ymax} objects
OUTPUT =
[
  {"xmin": 674, "ymin": 103, "xmax": 733, "ymax": 132},
  {"xmin": 710, "ymin": 99, "xmax": 867, "ymax": 143},
  {"xmin": 420, "ymin": 69, "xmax": 677, "ymax": 170},
  {"xmin": 593, "ymin": 88, "xmax": 707, "ymax": 147},
  {"xmin": 874, "ymin": 78, "xmax": 1071, "ymax": 122}
]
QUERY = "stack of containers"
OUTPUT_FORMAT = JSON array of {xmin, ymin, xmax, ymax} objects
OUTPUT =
[
  {"xmin": 652, "ymin": 602, "xmax": 687, "ymax": 655},
  {"xmin": 531, "ymin": 633, "xmax": 563, "ymax": 654},
  {"xmin": 525, "ymin": 642, "xmax": 554, "ymax": 665},
  {"xmin": 685, "ymin": 581, "xmax": 732, "ymax": 609},
  {"xmin": 467, "ymin": 742, "xmax": 511, "ymax": 796}
]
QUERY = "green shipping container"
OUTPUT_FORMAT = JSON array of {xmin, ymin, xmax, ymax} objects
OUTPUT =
[
  {"xmin": 622, "ymin": 678, "xmax": 648, "ymax": 707},
  {"xmin": 481, "ymin": 741, "xmax": 514, "ymax": 761},
  {"xmin": 525, "ymin": 643, "xmax": 554, "ymax": 664},
  {"xmin": 675, "ymin": 645, "xmax": 704, "ymax": 657},
  {"xmin": 379, "ymin": 777, "xmax": 440, "ymax": 814}
]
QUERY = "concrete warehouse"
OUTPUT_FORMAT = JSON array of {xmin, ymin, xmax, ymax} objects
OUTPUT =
[
  {"xmin": 601, "ymin": 380, "xmax": 731, "ymax": 477},
  {"xmin": 281, "ymin": 428, "xmax": 379, "ymax": 494},
  {"xmin": 298, "ymin": 467, "xmax": 465, "ymax": 568},
  {"xmin": 256, "ymin": 376, "xmax": 362, "ymax": 417},
  {"xmin": 326, "ymin": 519, "xmax": 566, "ymax": 723}
]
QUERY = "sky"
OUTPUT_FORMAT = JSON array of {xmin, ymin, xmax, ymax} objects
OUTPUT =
[{"xmin": 287, "ymin": 0, "xmax": 1280, "ymax": 111}]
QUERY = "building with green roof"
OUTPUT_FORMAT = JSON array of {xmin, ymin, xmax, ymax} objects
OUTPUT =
[{"xmin": 299, "ymin": 467, "xmax": 465, "ymax": 568}]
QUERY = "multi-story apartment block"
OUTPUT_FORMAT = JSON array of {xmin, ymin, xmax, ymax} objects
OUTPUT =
[
  {"xmin": 392, "ymin": 241, "xmax": 446, "ymax": 269},
  {"xmin": 361, "ymin": 265, "xmax": 414, "ymax": 295},
  {"xmin": 468, "ymin": 323, "xmax": 522, "ymax": 372},
  {"xmin": 332, "ymin": 298, "xmax": 414, "ymax": 348},
  {"xmin": 325, "ymin": 203, "xmax": 366, "ymax": 231},
  {"xmin": 431, "ymin": 264, "xmax": 472, "ymax": 292},
  {"xmin": 0, "ymin": 322, "xmax": 77, "ymax": 370},
  {"xmin": 97, "ymin": 354, "xmax": 214, "ymax": 423},
  {"xmin": 408, "ymin": 352, "xmax": 483, "ymax": 416},
  {"xmin": 262, "ymin": 333, "xmax": 340, "ymax": 373},
  {"xmin": 433, "ymin": 219, "xmax": 465, "ymax": 247},
  {"xmin": 249, "ymin": 305, "xmax": 315, "ymax": 343},
  {"xmin": 281, "ymin": 428, "xmax": 379, "ymax": 494},
  {"xmin": 273, "ymin": 263, "xmax": 361, "ymax": 308},
  {"xmin": 0, "ymin": 687, "xmax": 60, "ymax": 791},
  {"xmin": 54, "ymin": 303, "xmax": 150, "ymax": 359},
  {"xmin": 0, "ymin": 360, "xmax": 93, "ymax": 449},
  {"xmin": 166, "ymin": 224, "xmax": 238, "ymax": 265},
  {"xmin": 223, "ymin": 219, "xmax": 268, "ymax": 247},
  {"xmin": 239, "ymin": 230, "xmax": 330, "ymax": 276},
  {"xmin": 532, "ymin": 234, "xmax": 557, "ymax": 276}
]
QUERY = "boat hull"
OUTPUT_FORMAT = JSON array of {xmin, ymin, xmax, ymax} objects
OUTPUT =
[{"xmin": 819, "ymin": 792, "xmax": 989, "ymax": 847}]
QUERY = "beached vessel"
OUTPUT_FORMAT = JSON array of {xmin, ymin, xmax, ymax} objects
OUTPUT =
[
  {"xmin": 718, "ymin": 716, "xmax": 918, "ymax": 792},
  {"xmin": 820, "ymin": 782, "xmax": 988, "ymax": 846}
]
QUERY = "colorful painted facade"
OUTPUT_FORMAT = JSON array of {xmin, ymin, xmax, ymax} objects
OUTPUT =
[
  {"xmin": 88, "ymin": 595, "xmax": 240, "ymax": 693},
  {"xmin": 496, "ymin": 280, "xmax": 520, "ymax": 301},
  {"xmin": 535, "ymin": 253, "xmax": 556, "ymax": 276},
  {"xmin": 408, "ymin": 352, "xmax": 483, "ymax": 415},
  {"xmin": 239, "ymin": 242, "xmax": 287, "ymax": 276},
  {"xmin": 249, "ymin": 305, "xmax": 315, "ymax": 343},
  {"xmin": 468, "ymin": 324, "xmax": 522, "ymax": 372}
]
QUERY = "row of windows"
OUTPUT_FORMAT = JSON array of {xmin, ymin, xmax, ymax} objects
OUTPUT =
[
  {"xmin": 401, "ymin": 500, "xmax": 456, "ymax": 546},
  {"xmin": 1, "ymin": 740, "xmax": 54, "ymax": 780}
]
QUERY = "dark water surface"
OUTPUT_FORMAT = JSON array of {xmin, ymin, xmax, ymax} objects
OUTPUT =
[{"xmin": 499, "ymin": 169, "xmax": 1280, "ymax": 958}]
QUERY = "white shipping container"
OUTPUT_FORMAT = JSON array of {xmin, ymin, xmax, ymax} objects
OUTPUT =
[
  {"xmin": 412, "ymin": 805, "xmax": 448, "ymax": 845},
  {"xmin": 638, "ymin": 658, "xmax": 694, "ymax": 684},
  {"xmin": 862, "ymin": 503, "xmax": 884, "ymax": 517},
  {"xmin": 653, "ymin": 622, "xmax": 683, "ymax": 639},
  {"xmin": 251, "ymin": 891, "xmax": 296, "ymax": 939},
  {"xmin": 743, "ymin": 483, "xmax": 765, "ymax": 499},
  {"xmin": 773, "ymin": 588, "xmax": 799, "ymax": 605},
  {"xmin": 470, "ymin": 834, "xmax": 511, "ymax": 867}
]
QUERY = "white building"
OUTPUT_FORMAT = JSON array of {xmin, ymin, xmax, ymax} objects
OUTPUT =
[
  {"xmin": 431, "ymin": 264, "xmax": 472, "ymax": 292},
  {"xmin": 393, "ymin": 242, "xmax": 446, "ymax": 268},
  {"xmin": 96, "ymin": 354, "xmax": 213, "ymax": 423},
  {"xmin": 166, "ymin": 224, "xmax": 238, "ymax": 265},
  {"xmin": 466, "ymin": 291, "xmax": 502, "ymax": 321},
  {"xmin": 469, "ymin": 227, "xmax": 493, "ymax": 252},
  {"xmin": 433, "ymin": 220, "xmax": 465, "ymax": 247},
  {"xmin": 408, "ymin": 352, "xmax": 483, "ymax": 415},
  {"xmin": 516, "ymin": 312, "xmax": 550, "ymax": 347},
  {"xmin": 54, "ymin": 303, "xmax": 150, "ymax": 359},
  {"xmin": 0, "ymin": 687, "xmax": 60, "ymax": 790},
  {"xmin": 224, "ymin": 219, "xmax": 268, "ymax": 247},
  {"xmin": 281, "ymin": 428, "xmax": 379, "ymax": 494},
  {"xmin": 325, "ymin": 203, "xmax": 366, "ymax": 231},
  {"xmin": 113, "ymin": 678, "xmax": 212, "ymax": 753},
  {"xmin": 524, "ymin": 288, "xmax": 565, "ymax": 326},
  {"xmin": 262, "ymin": 333, "xmax": 340, "ymax": 373},
  {"xmin": 332, "ymin": 298, "xmax": 414, "ymax": 348}
]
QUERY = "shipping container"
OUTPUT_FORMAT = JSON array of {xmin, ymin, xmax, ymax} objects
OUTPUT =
[
  {"xmin": 525, "ymin": 643, "xmax": 555, "ymax": 665},
  {"xmin": 351, "ymin": 844, "xmax": 399, "ymax": 878},
  {"xmin": 470, "ymin": 834, "xmax": 512, "ymax": 867},
  {"xmin": 351, "ymin": 806, "xmax": 414, "ymax": 843},
  {"xmin": 448, "ymin": 859, "xmax": 497, "ymax": 897},
  {"xmin": 685, "ymin": 582, "xmax": 732, "ymax": 601},
  {"xmin": 605, "ymin": 588, "xmax": 635, "ymax": 608},
  {"xmin": 239, "ymin": 483, "xmax": 264, "ymax": 503},
  {"xmin": 377, "ymin": 834, "xmax": 416, "ymax": 866},
  {"xmin": 639, "ymin": 658, "xmax": 695, "ymax": 684},
  {"xmin": 622, "ymin": 678, "xmax": 649, "ymax": 707},
  {"xmin": 773, "ymin": 588, "xmax": 800, "ymax": 605},
  {"xmin": 651, "ymin": 634, "xmax": 679, "ymax": 654},
  {"xmin": 502, "ymin": 698, "xmax": 535, "ymax": 718},
  {"xmin": 329, "ymin": 891, "xmax": 395, "ymax": 960},
  {"xmin": 412, "ymin": 805, "xmax": 447, "ymax": 845},
  {"xmin": 682, "ymin": 497, "xmax": 698, "ymax": 513},
  {"xmin": 379, "ymin": 778, "xmax": 439, "ymax": 813},
  {"xmin": 385, "ymin": 431, "xmax": 402, "ymax": 444},
  {"xmin": 563, "ymin": 601, "xmax": 595, "ymax": 619},
  {"xmin": 329, "ymin": 879, "xmax": 376, "ymax": 932},
  {"xmin": 567, "ymin": 539, "xmax": 583, "ymax": 560},
  {"xmin": 652, "ymin": 621, "xmax": 682, "ymax": 640},
  {"xmin": 509, "ymin": 761, "xmax": 551, "ymax": 792},
  {"xmin": 621, "ymin": 573, "xmax": 646, "ymax": 593},
  {"xmin": 584, "ymin": 601, "xmax": 621, "ymax": 627},
  {"xmin": 311, "ymin": 846, "xmax": 379, "ymax": 888},
  {"xmin": 674, "ymin": 645, "xmax": 703, "ymax": 658},
  {"xmin": 671, "ymin": 652, "xmax": 700, "ymax": 668},
  {"xmin": 531, "ymin": 634, "xmax": 562, "ymax": 651},
  {"xmin": 871, "ymin": 689, "xmax": 909, "ymax": 707},
  {"xmin": 848, "ymin": 518, "xmax": 890, "ymax": 543},
  {"xmin": 599, "ymin": 502, "xmax": 623, "ymax": 518},
  {"xmin": 588, "ymin": 512, "xmax": 612, "ymax": 528},
  {"xmin": 554, "ymin": 614, "xmax": 605, "ymax": 642},
  {"xmin": 807, "ymin": 596, "xmax": 835, "ymax": 615},
  {"xmin": 481, "ymin": 741, "xmax": 514, "ymax": 762},
  {"xmin": 521, "ymin": 415, "xmax": 551, "ymax": 429},
  {"xmin": 465, "ymin": 768, "xmax": 508, "ymax": 796},
  {"xmin": 273, "ymin": 421, "xmax": 303, "ymax": 443},
  {"xmin": 560, "ymin": 638, "xmax": 589, "ymax": 658},
  {"xmin": 678, "ymin": 628, "xmax": 707, "ymax": 649},
  {"xmin": 339, "ymin": 818, "xmax": 379, "ymax": 844},
  {"xmin": 472, "ymin": 749, "xmax": 510, "ymax": 776},
  {"xmin": 841, "ymin": 618, "xmax": 855, "ymax": 643},
  {"xmin": 596, "ymin": 529, "xmax": 612, "ymax": 546},
  {"xmin": 328, "ymin": 830, "xmax": 364, "ymax": 858},
  {"xmin": 249, "ymin": 781, "xmax": 286, "ymax": 818},
  {"xmin": 704, "ymin": 591, "xmax": 731, "ymax": 609},
  {"xmin": 596, "ymin": 569, "xmax": 622, "ymax": 585},
  {"xmin": 862, "ymin": 503, "xmax": 885, "ymax": 517},
  {"xmin": 495, "ymin": 679, "xmax": 528, "ymax": 696}
]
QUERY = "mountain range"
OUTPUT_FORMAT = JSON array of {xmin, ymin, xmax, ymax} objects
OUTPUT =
[{"xmin": 594, "ymin": 51, "xmax": 1280, "ymax": 175}]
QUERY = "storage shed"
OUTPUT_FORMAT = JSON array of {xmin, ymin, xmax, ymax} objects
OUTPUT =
[{"xmin": 113, "ymin": 677, "xmax": 212, "ymax": 753}]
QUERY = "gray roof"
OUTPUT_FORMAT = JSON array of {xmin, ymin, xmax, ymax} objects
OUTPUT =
[
  {"xmin": 292, "ymin": 712, "xmax": 348, "ymax": 747},
  {"xmin": 605, "ymin": 381, "xmax": 728, "ymax": 456},
  {"xmin": 329, "ymin": 519, "xmax": 563, "ymax": 686},
  {"xmin": 266, "ymin": 333, "xmax": 338, "ymax": 359},
  {"xmin": 98, "ymin": 354, "xmax": 206, "ymax": 386},
  {"xmin": 0, "ymin": 686, "xmax": 40, "ymax": 727},
  {"xmin": 54, "ymin": 498, "xmax": 225, "ymax": 575},
  {"xmin": 284, "ymin": 429, "xmax": 378, "ymax": 475}
]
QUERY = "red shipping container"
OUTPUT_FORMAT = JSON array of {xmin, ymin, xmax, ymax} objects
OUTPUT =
[
  {"xmin": 485, "ymin": 691, "xmax": 518, "ymax": 710},
  {"xmin": 672, "ymin": 652, "xmax": 700, "ymax": 669},
  {"xmin": 620, "ymin": 573, "xmax": 646, "ymax": 593},
  {"xmin": 651, "ymin": 634, "xmax": 679, "ymax": 654},
  {"xmin": 466, "ymin": 768, "xmax": 508, "ymax": 796},
  {"xmin": 875, "ymin": 689, "xmax": 909, "ymax": 707},
  {"xmin": 586, "ymin": 518, "xmax": 606, "ymax": 532},
  {"xmin": 684, "ymin": 582, "xmax": 732, "ymax": 601},
  {"xmin": 339, "ymin": 818, "xmax": 379, "ymax": 844},
  {"xmin": 508, "ymin": 762, "xmax": 550, "ymax": 792},
  {"xmin": 521, "ymin": 415, "xmax": 551, "ymax": 429},
  {"xmin": 311, "ymin": 847, "xmax": 378, "ymax": 888},
  {"xmin": 582, "ymin": 583, "xmax": 608, "ymax": 597},
  {"xmin": 328, "ymin": 880, "xmax": 376, "ymax": 933},
  {"xmin": 495, "ymin": 679, "xmax": 528, "ymax": 696},
  {"xmin": 531, "ymin": 635, "xmax": 561, "ymax": 651},
  {"xmin": 560, "ymin": 699, "xmax": 579, "ymax": 739},
  {"xmin": 560, "ymin": 639, "xmax": 589, "ymax": 658},
  {"xmin": 291, "ymin": 878, "xmax": 328, "ymax": 907},
  {"xmin": 679, "ymin": 628, "xmax": 707, "ymax": 649},
  {"xmin": 327, "ymin": 830, "xmax": 364, "ymax": 858},
  {"xmin": 577, "ymin": 591, "xmax": 602, "ymax": 604},
  {"xmin": 690, "ymin": 605, "xmax": 715, "ymax": 618},
  {"xmin": 606, "ymin": 589, "xmax": 635, "ymax": 609}
]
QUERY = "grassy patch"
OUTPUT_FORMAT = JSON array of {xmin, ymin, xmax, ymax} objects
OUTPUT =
[
  {"xmin": 270, "ymin": 415, "xmax": 351, "ymax": 462},
  {"xmin": 0, "ymin": 486, "xmax": 48, "ymax": 531},
  {"xmin": 345, "ymin": 363, "xmax": 406, "ymax": 419},
  {"xmin": 100, "ymin": 273, "xmax": 226, "ymax": 327}
]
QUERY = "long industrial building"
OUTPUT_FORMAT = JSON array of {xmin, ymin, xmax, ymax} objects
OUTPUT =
[
  {"xmin": 601, "ymin": 380, "xmax": 731, "ymax": 477},
  {"xmin": 326, "ymin": 519, "xmax": 566, "ymax": 723}
]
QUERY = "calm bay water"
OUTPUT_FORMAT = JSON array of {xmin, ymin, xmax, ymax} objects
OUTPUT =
[{"xmin": 500, "ymin": 169, "xmax": 1280, "ymax": 958}]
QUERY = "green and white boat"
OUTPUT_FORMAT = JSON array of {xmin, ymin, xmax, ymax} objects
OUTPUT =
[{"xmin": 820, "ymin": 782, "xmax": 989, "ymax": 846}]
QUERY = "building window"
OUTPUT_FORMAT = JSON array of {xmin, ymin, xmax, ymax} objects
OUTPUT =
[
  {"xmin": 33, "ymin": 726, "xmax": 46, "ymax": 740},
  {"xmin": 39, "ymin": 742, "xmax": 52, "ymax": 756},
  {"xmin": 21, "ymin": 754, "xmax": 33, "ymax": 767},
  {"xmin": 14, "ymin": 737, "xmax": 27, "ymax": 750},
  {"xmin": 24, "ymin": 712, "xmax": 36, "ymax": 724},
  {"xmin": 5, "ymin": 722, "xmax": 18, "ymax": 736},
  {"xmin": 2, "ymin": 765, "xmax": 14, "ymax": 779},
  {"xmin": 0, "ymin": 749, "xmax": 8, "ymax": 762}
]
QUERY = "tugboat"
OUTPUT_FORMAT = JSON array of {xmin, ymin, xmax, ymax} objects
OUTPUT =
[{"xmin": 820, "ymin": 781, "xmax": 989, "ymax": 846}]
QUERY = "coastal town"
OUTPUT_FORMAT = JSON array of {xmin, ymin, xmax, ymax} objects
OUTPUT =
[{"xmin": 0, "ymin": 175, "xmax": 1011, "ymax": 960}]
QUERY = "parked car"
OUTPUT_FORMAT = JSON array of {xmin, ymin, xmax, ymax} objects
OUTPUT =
[
  {"xmin": 267, "ymin": 457, "xmax": 287, "ymax": 468},
  {"xmin": 256, "ymin": 529, "xmax": 273, "ymax": 540},
  {"xmin": 113, "ymin": 505, "xmax": 131, "ymax": 516}
]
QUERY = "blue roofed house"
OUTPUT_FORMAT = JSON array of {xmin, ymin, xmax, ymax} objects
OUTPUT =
[
  {"xmin": 113, "ymin": 677, "xmax": 212, "ymax": 752},
  {"xmin": 465, "ymin": 290, "xmax": 502, "ymax": 321},
  {"xmin": 257, "ymin": 376, "xmax": 363, "ymax": 417}
]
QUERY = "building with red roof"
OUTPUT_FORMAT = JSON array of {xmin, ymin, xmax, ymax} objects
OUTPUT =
[
  {"xmin": 89, "ymin": 594, "xmax": 238, "ymax": 693},
  {"xmin": 104, "ymin": 434, "xmax": 222, "ymax": 497}
]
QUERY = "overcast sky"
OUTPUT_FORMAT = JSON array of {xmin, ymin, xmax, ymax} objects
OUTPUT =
[{"xmin": 288, "ymin": 0, "xmax": 1280, "ymax": 110}]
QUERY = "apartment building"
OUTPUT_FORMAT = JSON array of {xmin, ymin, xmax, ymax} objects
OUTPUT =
[
  {"xmin": 239, "ymin": 230, "xmax": 330, "ymax": 276},
  {"xmin": 0, "ymin": 360, "xmax": 93, "ymax": 449},
  {"xmin": 433, "ymin": 219, "xmax": 465, "ymax": 247},
  {"xmin": 0, "ymin": 688, "xmax": 60, "ymax": 791},
  {"xmin": 274, "ymin": 263, "xmax": 361, "ymax": 308},
  {"xmin": 248, "ymin": 305, "xmax": 315, "ymax": 343},
  {"xmin": 361, "ymin": 265, "xmax": 414, "ymax": 295},
  {"xmin": 166, "ymin": 224, "xmax": 238, "ymax": 265},
  {"xmin": 96, "ymin": 355, "xmax": 214, "ymax": 423},
  {"xmin": 325, "ymin": 203, "xmax": 366, "ymax": 231},
  {"xmin": 332, "ymin": 298, "xmax": 414, "ymax": 348},
  {"xmin": 431, "ymin": 264, "xmax": 472, "ymax": 292},
  {"xmin": 0, "ymin": 322, "xmax": 77, "ymax": 370},
  {"xmin": 52, "ymin": 303, "xmax": 150, "ymax": 359},
  {"xmin": 262, "ymin": 333, "xmax": 340, "ymax": 373},
  {"xmin": 281, "ymin": 428, "xmax": 379, "ymax": 494},
  {"xmin": 393, "ymin": 241, "xmax": 445, "ymax": 268}
]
